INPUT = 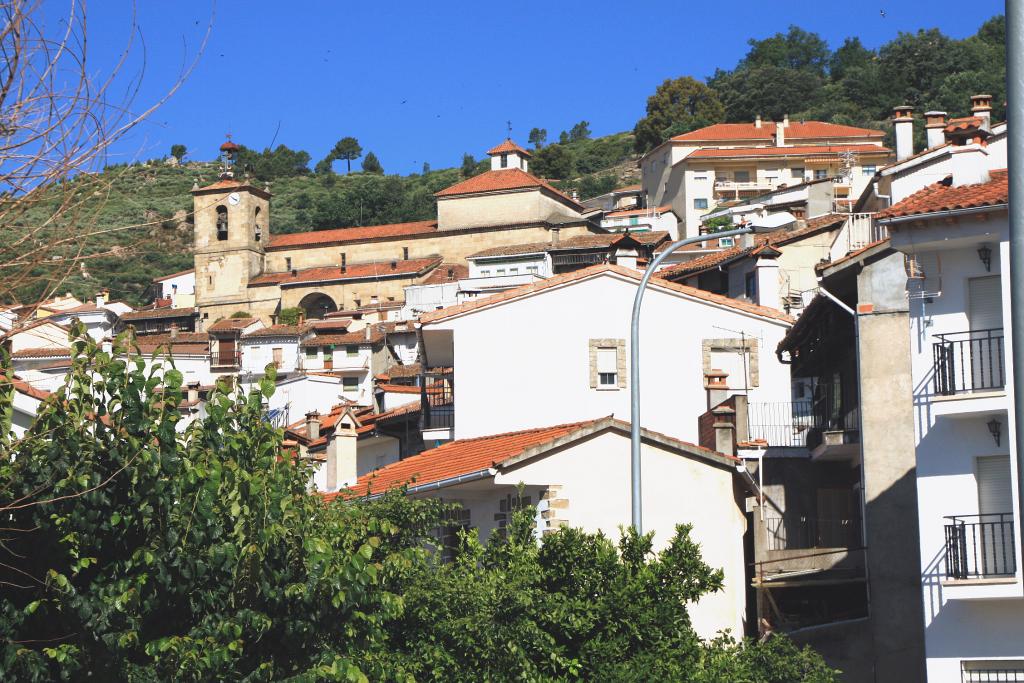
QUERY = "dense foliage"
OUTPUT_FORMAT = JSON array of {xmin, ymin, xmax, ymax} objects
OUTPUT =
[{"xmin": 0, "ymin": 333, "xmax": 839, "ymax": 681}]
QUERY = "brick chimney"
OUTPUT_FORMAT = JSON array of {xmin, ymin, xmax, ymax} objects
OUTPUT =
[
  {"xmin": 305, "ymin": 411, "xmax": 321, "ymax": 441},
  {"xmin": 971, "ymin": 94, "xmax": 993, "ymax": 128},
  {"xmin": 892, "ymin": 105, "xmax": 914, "ymax": 161},
  {"xmin": 704, "ymin": 369, "xmax": 729, "ymax": 409},
  {"xmin": 924, "ymin": 111, "xmax": 947, "ymax": 149}
]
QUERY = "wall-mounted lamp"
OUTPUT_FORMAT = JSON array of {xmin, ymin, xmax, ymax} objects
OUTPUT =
[
  {"xmin": 987, "ymin": 417, "xmax": 1002, "ymax": 447},
  {"xmin": 978, "ymin": 244, "xmax": 993, "ymax": 272}
]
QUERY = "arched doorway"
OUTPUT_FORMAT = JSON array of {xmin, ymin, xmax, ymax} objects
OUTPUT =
[{"xmin": 298, "ymin": 292, "xmax": 338, "ymax": 320}]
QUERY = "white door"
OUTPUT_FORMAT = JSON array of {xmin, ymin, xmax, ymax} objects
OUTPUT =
[
  {"xmin": 968, "ymin": 276, "xmax": 1004, "ymax": 390},
  {"xmin": 976, "ymin": 455, "xmax": 1013, "ymax": 576}
]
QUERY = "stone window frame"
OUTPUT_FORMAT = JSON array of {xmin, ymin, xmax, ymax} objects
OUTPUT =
[
  {"xmin": 589, "ymin": 338, "xmax": 627, "ymax": 390},
  {"xmin": 702, "ymin": 337, "xmax": 760, "ymax": 388}
]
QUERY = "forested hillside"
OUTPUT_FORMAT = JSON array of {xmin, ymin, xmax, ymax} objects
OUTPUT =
[{"xmin": 5, "ymin": 15, "xmax": 1004, "ymax": 307}]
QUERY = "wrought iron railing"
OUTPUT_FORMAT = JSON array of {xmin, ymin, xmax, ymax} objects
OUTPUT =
[
  {"xmin": 420, "ymin": 371, "xmax": 454, "ymax": 431},
  {"xmin": 211, "ymin": 351, "xmax": 241, "ymax": 368},
  {"xmin": 944, "ymin": 513, "xmax": 1016, "ymax": 579},
  {"xmin": 933, "ymin": 329, "xmax": 1005, "ymax": 395},
  {"xmin": 746, "ymin": 382, "xmax": 858, "ymax": 448},
  {"xmin": 765, "ymin": 515, "xmax": 859, "ymax": 551},
  {"xmin": 962, "ymin": 664, "xmax": 1024, "ymax": 682}
]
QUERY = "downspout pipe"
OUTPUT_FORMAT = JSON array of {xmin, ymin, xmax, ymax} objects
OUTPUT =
[
  {"xmin": 1007, "ymin": 0, "xmax": 1024, "ymax": 590},
  {"xmin": 630, "ymin": 225, "xmax": 759, "ymax": 532}
]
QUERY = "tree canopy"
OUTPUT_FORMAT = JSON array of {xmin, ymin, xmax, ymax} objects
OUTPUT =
[
  {"xmin": 362, "ymin": 151, "xmax": 384, "ymax": 174},
  {"xmin": 328, "ymin": 137, "xmax": 363, "ymax": 174},
  {"xmin": 634, "ymin": 77, "xmax": 726, "ymax": 152}
]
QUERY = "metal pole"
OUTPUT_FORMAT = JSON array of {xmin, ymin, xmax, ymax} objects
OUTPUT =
[
  {"xmin": 630, "ymin": 226, "xmax": 755, "ymax": 532},
  {"xmin": 1006, "ymin": 0, "xmax": 1024, "ymax": 583}
]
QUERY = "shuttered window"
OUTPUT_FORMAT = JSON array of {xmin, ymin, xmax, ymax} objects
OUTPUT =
[
  {"xmin": 597, "ymin": 348, "xmax": 617, "ymax": 387},
  {"xmin": 969, "ymin": 276, "xmax": 1003, "ymax": 332},
  {"xmin": 977, "ymin": 455, "xmax": 1012, "ymax": 515}
]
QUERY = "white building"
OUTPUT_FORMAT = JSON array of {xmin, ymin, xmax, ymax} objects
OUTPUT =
[
  {"xmin": 298, "ymin": 326, "xmax": 396, "ymax": 407},
  {"xmin": 600, "ymin": 204, "xmax": 680, "ymax": 239},
  {"xmin": 418, "ymin": 264, "xmax": 793, "ymax": 443},
  {"xmin": 152, "ymin": 268, "xmax": 196, "ymax": 308},
  {"xmin": 879, "ymin": 140, "xmax": 1022, "ymax": 680},
  {"xmin": 46, "ymin": 291, "xmax": 131, "ymax": 342},
  {"xmin": 239, "ymin": 324, "xmax": 312, "ymax": 376},
  {"xmin": 337, "ymin": 416, "xmax": 753, "ymax": 640}
]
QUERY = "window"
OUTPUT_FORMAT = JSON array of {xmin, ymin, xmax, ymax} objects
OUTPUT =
[
  {"xmin": 403, "ymin": 246, "xmax": 409, "ymax": 260},
  {"xmin": 814, "ymin": 169, "xmax": 828, "ymax": 180},
  {"xmin": 305, "ymin": 346, "xmax": 317, "ymax": 360},
  {"xmin": 480, "ymin": 269, "xmax": 491, "ymax": 276},
  {"xmin": 509, "ymin": 267, "xmax": 519, "ymax": 274},
  {"xmin": 862, "ymin": 165, "xmax": 877, "ymax": 176},
  {"xmin": 437, "ymin": 507, "xmax": 472, "ymax": 563},
  {"xmin": 745, "ymin": 271, "xmax": 758, "ymax": 300},
  {"xmin": 370, "ymin": 295, "xmax": 379, "ymax": 305},
  {"xmin": 345, "ymin": 344, "xmax": 359, "ymax": 357},
  {"xmin": 527, "ymin": 265, "xmax": 539, "ymax": 274},
  {"xmin": 590, "ymin": 339, "xmax": 625, "ymax": 389},
  {"xmin": 285, "ymin": 257, "xmax": 292, "ymax": 271},
  {"xmin": 342, "ymin": 376, "xmax": 359, "ymax": 392},
  {"xmin": 693, "ymin": 171, "xmax": 708, "ymax": 181},
  {"xmin": 323, "ymin": 346, "xmax": 333, "ymax": 360},
  {"xmin": 272, "ymin": 347, "xmax": 283, "ymax": 369},
  {"xmin": 500, "ymin": 152, "xmax": 508, "ymax": 168},
  {"xmin": 765, "ymin": 169, "xmax": 780, "ymax": 181},
  {"xmin": 734, "ymin": 170, "xmax": 750, "ymax": 183},
  {"xmin": 253, "ymin": 207, "xmax": 262, "ymax": 242},
  {"xmin": 791, "ymin": 167, "xmax": 804, "ymax": 180},
  {"xmin": 216, "ymin": 205, "xmax": 228, "ymax": 240},
  {"xmin": 496, "ymin": 268, "xmax": 506, "ymax": 275},
  {"xmin": 597, "ymin": 347, "xmax": 617, "ymax": 387},
  {"xmin": 693, "ymin": 198, "xmax": 709, "ymax": 210},
  {"xmin": 719, "ymin": 237, "xmax": 735, "ymax": 247}
]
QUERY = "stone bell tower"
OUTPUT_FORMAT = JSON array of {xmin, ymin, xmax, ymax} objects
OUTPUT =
[{"xmin": 192, "ymin": 137, "xmax": 272, "ymax": 326}]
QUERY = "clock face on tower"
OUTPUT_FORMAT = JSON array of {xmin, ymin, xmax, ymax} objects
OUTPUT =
[{"xmin": 227, "ymin": 192, "xmax": 240, "ymax": 206}]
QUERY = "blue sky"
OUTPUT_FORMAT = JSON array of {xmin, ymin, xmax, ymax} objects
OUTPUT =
[{"xmin": 61, "ymin": 1, "xmax": 1004, "ymax": 175}]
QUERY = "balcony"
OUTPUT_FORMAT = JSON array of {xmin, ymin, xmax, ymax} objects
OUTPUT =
[
  {"xmin": 420, "ymin": 371, "xmax": 454, "ymax": 440},
  {"xmin": 746, "ymin": 383, "xmax": 859, "ymax": 453},
  {"xmin": 211, "ymin": 351, "xmax": 241, "ymax": 370},
  {"xmin": 714, "ymin": 179, "xmax": 773, "ymax": 194},
  {"xmin": 944, "ymin": 513, "xmax": 1016, "ymax": 580},
  {"xmin": 933, "ymin": 329, "xmax": 1005, "ymax": 395},
  {"xmin": 765, "ymin": 514, "xmax": 859, "ymax": 551}
]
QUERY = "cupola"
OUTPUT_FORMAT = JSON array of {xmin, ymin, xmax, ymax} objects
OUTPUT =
[{"xmin": 486, "ymin": 139, "xmax": 531, "ymax": 172}]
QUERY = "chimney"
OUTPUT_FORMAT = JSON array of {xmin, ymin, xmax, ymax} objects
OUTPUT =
[
  {"xmin": 950, "ymin": 143, "xmax": 990, "ymax": 187},
  {"xmin": 774, "ymin": 121, "xmax": 786, "ymax": 147},
  {"xmin": 187, "ymin": 381, "xmax": 200, "ymax": 403},
  {"xmin": 551, "ymin": 228, "xmax": 560, "ymax": 246},
  {"xmin": 305, "ymin": 411, "xmax": 321, "ymax": 441},
  {"xmin": 341, "ymin": 253, "xmax": 347, "ymax": 272},
  {"xmin": 704, "ymin": 369, "xmax": 729, "ymax": 409},
  {"xmin": 782, "ymin": 113, "xmax": 790, "ymax": 128},
  {"xmin": 100, "ymin": 339, "xmax": 113, "ymax": 354},
  {"xmin": 755, "ymin": 114, "xmax": 762, "ymax": 129},
  {"xmin": 971, "ymin": 94, "xmax": 993, "ymax": 129},
  {"xmin": 95, "ymin": 290, "xmax": 108, "ymax": 307},
  {"xmin": 390, "ymin": 260, "xmax": 397, "ymax": 270},
  {"xmin": 327, "ymin": 413, "xmax": 359, "ymax": 490},
  {"xmin": 364, "ymin": 324, "xmax": 372, "ymax": 340},
  {"xmin": 297, "ymin": 311, "xmax": 305, "ymax": 325},
  {"xmin": 169, "ymin": 323, "xmax": 178, "ymax": 339},
  {"xmin": 711, "ymin": 404, "xmax": 736, "ymax": 456},
  {"xmin": 924, "ymin": 111, "xmax": 948, "ymax": 149},
  {"xmin": 892, "ymin": 105, "xmax": 914, "ymax": 161}
]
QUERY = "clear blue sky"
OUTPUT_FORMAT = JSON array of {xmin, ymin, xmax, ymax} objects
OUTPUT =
[{"xmin": 59, "ymin": 0, "xmax": 1004, "ymax": 175}]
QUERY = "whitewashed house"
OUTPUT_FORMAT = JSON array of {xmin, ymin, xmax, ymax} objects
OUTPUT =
[
  {"xmin": 418, "ymin": 264, "xmax": 793, "ymax": 443},
  {"xmin": 335, "ymin": 415, "xmax": 753, "ymax": 640},
  {"xmin": 239, "ymin": 324, "xmax": 312, "ymax": 376},
  {"xmin": 46, "ymin": 291, "xmax": 132, "ymax": 342},
  {"xmin": 879, "ymin": 142, "xmax": 1023, "ymax": 679},
  {"xmin": 299, "ymin": 326, "xmax": 396, "ymax": 407},
  {"xmin": 152, "ymin": 268, "xmax": 196, "ymax": 308},
  {"xmin": 4, "ymin": 375, "xmax": 50, "ymax": 438}
]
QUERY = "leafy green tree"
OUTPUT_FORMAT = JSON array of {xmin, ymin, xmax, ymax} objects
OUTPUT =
[
  {"xmin": 170, "ymin": 144, "xmax": 187, "ymax": 162},
  {"xmin": 742, "ymin": 25, "xmax": 831, "ymax": 77},
  {"xmin": 330, "ymin": 137, "xmax": 363, "ymax": 174},
  {"xmin": 532, "ymin": 144, "xmax": 574, "ymax": 179},
  {"xmin": 229, "ymin": 310, "xmax": 251, "ymax": 318},
  {"xmin": 235, "ymin": 144, "xmax": 311, "ymax": 180},
  {"xmin": 460, "ymin": 152, "xmax": 477, "ymax": 178},
  {"xmin": 528, "ymin": 127, "xmax": 547, "ymax": 148},
  {"xmin": 362, "ymin": 151, "xmax": 384, "ymax": 175},
  {"xmin": 278, "ymin": 307, "xmax": 304, "ymax": 325},
  {"xmin": 558, "ymin": 130, "xmax": 570, "ymax": 144},
  {"xmin": 712, "ymin": 65, "xmax": 824, "ymax": 122},
  {"xmin": 314, "ymin": 157, "xmax": 334, "ymax": 175},
  {"xmin": 876, "ymin": 29, "xmax": 979, "ymax": 115},
  {"xmin": 0, "ymin": 330, "xmax": 422, "ymax": 680},
  {"xmin": 829, "ymin": 37, "xmax": 874, "ymax": 81},
  {"xmin": 634, "ymin": 76, "xmax": 726, "ymax": 152},
  {"xmin": 568, "ymin": 120, "xmax": 592, "ymax": 142}
]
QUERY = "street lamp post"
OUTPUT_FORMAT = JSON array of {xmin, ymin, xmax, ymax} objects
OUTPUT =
[{"xmin": 629, "ymin": 226, "xmax": 757, "ymax": 533}]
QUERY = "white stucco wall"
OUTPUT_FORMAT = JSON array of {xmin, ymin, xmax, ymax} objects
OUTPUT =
[
  {"xmin": 158, "ymin": 271, "xmax": 196, "ymax": 299},
  {"xmin": 241, "ymin": 337, "xmax": 301, "ymax": 375},
  {"xmin": 424, "ymin": 270, "xmax": 792, "ymax": 442}
]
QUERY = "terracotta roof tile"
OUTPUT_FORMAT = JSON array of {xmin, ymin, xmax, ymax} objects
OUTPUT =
[
  {"xmin": 132, "ymin": 332, "xmax": 210, "ymax": 355},
  {"xmin": 120, "ymin": 307, "xmax": 197, "ymax": 321},
  {"xmin": 877, "ymin": 169, "xmax": 1008, "ymax": 220},
  {"xmin": 10, "ymin": 347, "xmax": 72, "ymax": 359},
  {"xmin": 686, "ymin": 144, "xmax": 889, "ymax": 159},
  {"xmin": 376, "ymin": 363, "xmax": 422, "ymax": 381},
  {"xmin": 670, "ymin": 121, "xmax": 884, "ymax": 143},
  {"xmin": 249, "ymin": 257, "xmax": 442, "ymax": 286},
  {"xmin": 208, "ymin": 317, "xmax": 258, "ymax": 332},
  {"xmin": 3, "ymin": 373, "xmax": 51, "ymax": 401},
  {"xmin": 420, "ymin": 263, "xmax": 468, "ymax": 284},
  {"xmin": 944, "ymin": 117, "xmax": 985, "ymax": 134},
  {"xmin": 435, "ymin": 168, "xmax": 584, "ymax": 210},
  {"xmin": 241, "ymin": 324, "xmax": 310, "ymax": 338},
  {"xmin": 376, "ymin": 383, "xmax": 422, "ymax": 394},
  {"xmin": 300, "ymin": 329, "xmax": 385, "ymax": 347},
  {"xmin": 605, "ymin": 205, "xmax": 673, "ymax": 218},
  {"xmin": 486, "ymin": 139, "xmax": 532, "ymax": 157},
  {"xmin": 657, "ymin": 244, "xmax": 755, "ymax": 279},
  {"xmin": 267, "ymin": 220, "xmax": 438, "ymax": 250},
  {"xmin": 420, "ymin": 263, "xmax": 793, "ymax": 324},
  {"xmin": 815, "ymin": 238, "xmax": 891, "ymax": 273}
]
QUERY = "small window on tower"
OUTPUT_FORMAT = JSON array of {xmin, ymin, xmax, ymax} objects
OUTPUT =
[
  {"xmin": 216, "ymin": 206, "xmax": 228, "ymax": 241},
  {"xmin": 500, "ymin": 153, "xmax": 508, "ymax": 168},
  {"xmin": 254, "ymin": 207, "xmax": 262, "ymax": 242}
]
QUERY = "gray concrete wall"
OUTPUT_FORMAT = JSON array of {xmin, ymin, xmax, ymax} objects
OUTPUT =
[{"xmin": 856, "ymin": 251, "xmax": 927, "ymax": 682}]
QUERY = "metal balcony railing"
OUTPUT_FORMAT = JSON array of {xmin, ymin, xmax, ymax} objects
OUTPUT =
[
  {"xmin": 746, "ymin": 382, "xmax": 859, "ymax": 449},
  {"xmin": 933, "ymin": 329, "xmax": 1005, "ymax": 395},
  {"xmin": 420, "ymin": 371, "xmax": 454, "ymax": 431},
  {"xmin": 944, "ymin": 513, "xmax": 1016, "ymax": 579},
  {"xmin": 211, "ymin": 351, "xmax": 241, "ymax": 368},
  {"xmin": 765, "ymin": 515, "xmax": 859, "ymax": 551}
]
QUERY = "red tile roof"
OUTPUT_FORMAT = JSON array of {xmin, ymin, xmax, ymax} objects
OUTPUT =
[
  {"xmin": 132, "ymin": 332, "xmax": 210, "ymax": 355},
  {"xmin": 686, "ymin": 144, "xmax": 889, "ymax": 159},
  {"xmin": 816, "ymin": 238, "xmax": 891, "ymax": 273},
  {"xmin": 670, "ymin": 121, "xmax": 885, "ymax": 143},
  {"xmin": 468, "ymin": 231, "xmax": 669, "ymax": 259},
  {"xmin": 945, "ymin": 117, "xmax": 985, "ymax": 134},
  {"xmin": 300, "ymin": 329, "xmax": 385, "ymax": 347},
  {"xmin": 153, "ymin": 268, "xmax": 195, "ymax": 282},
  {"xmin": 420, "ymin": 263, "xmax": 793, "ymax": 324},
  {"xmin": 657, "ymin": 244, "xmax": 755, "ymax": 279},
  {"xmin": 208, "ymin": 317, "xmax": 258, "ymax": 332},
  {"xmin": 877, "ymin": 170, "xmax": 1008, "ymax": 220},
  {"xmin": 421, "ymin": 263, "xmax": 468, "ymax": 284},
  {"xmin": 241, "ymin": 324, "xmax": 310, "ymax": 338},
  {"xmin": 435, "ymin": 168, "xmax": 584, "ymax": 210},
  {"xmin": 120, "ymin": 307, "xmax": 196, "ymax": 321},
  {"xmin": 376, "ymin": 363, "xmax": 422, "ymax": 381},
  {"xmin": 192, "ymin": 178, "xmax": 271, "ymax": 199},
  {"xmin": 287, "ymin": 401, "xmax": 421, "ymax": 448},
  {"xmin": 266, "ymin": 220, "xmax": 438, "ymax": 250},
  {"xmin": 376, "ymin": 383, "xmax": 422, "ymax": 394},
  {"xmin": 3, "ymin": 373, "xmax": 51, "ymax": 401},
  {"xmin": 249, "ymin": 257, "xmax": 442, "ymax": 286},
  {"xmin": 10, "ymin": 347, "xmax": 72, "ymax": 359},
  {"xmin": 486, "ymin": 139, "xmax": 532, "ymax": 157}
]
